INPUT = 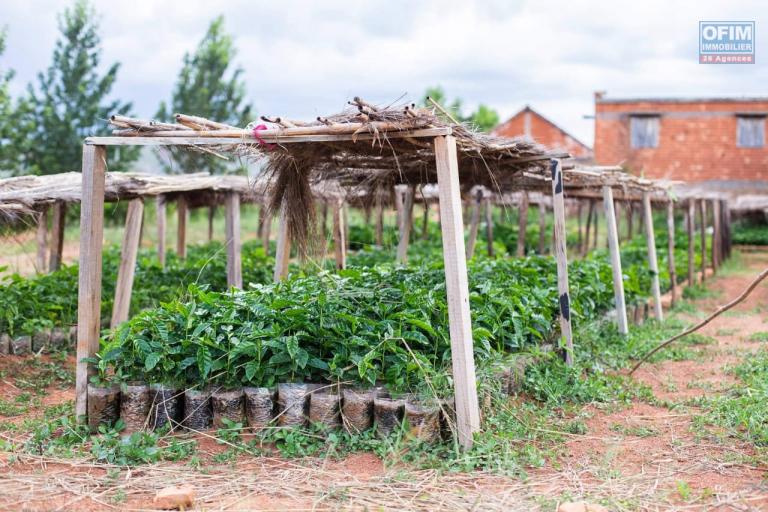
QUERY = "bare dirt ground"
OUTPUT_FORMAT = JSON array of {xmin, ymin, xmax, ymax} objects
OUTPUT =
[{"xmin": 1, "ymin": 252, "xmax": 768, "ymax": 511}]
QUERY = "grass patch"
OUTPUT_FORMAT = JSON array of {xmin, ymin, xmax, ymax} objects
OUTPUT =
[{"xmin": 746, "ymin": 331, "xmax": 768, "ymax": 342}]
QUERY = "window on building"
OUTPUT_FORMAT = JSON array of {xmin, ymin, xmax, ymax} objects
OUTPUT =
[
  {"xmin": 630, "ymin": 115, "xmax": 659, "ymax": 148},
  {"xmin": 737, "ymin": 116, "xmax": 765, "ymax": 148}
]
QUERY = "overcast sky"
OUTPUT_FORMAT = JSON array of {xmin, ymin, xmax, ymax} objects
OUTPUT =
[{"xmin": 2, "ymin": 0, "xmax": 766, "ymax": 147}]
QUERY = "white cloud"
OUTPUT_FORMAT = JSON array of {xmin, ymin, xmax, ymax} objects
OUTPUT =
[{"xmin": 1, "ymin": 0, "xmax": 766, "ymax": 146}]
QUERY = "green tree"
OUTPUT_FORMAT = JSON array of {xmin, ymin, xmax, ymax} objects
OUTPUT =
[
  {"xmin": 20, "ymin": 0, "xmax": 138, "ymax": 175},
  {"xmin": 421, "ymin": 85, "xmax": 499, "ymax": 132},
  {"xmin": 0, "ymin": 27, "xmax": 19, "ymax": 174},
  {"xmin": 157, "ymin": 16, "xmax": 253, "ymax": 174}
]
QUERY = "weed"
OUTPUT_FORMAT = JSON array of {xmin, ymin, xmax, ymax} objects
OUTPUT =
[{"xmin": 746, "ymin": 331, "xmax": 768, "ymax": 342}]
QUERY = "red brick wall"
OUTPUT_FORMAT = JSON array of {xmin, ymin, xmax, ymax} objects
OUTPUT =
[
  {"xmin": 494, "ymin": 108, "xmax": 593, "ymax": 159},
  {"xmin": 594, "ymin": 98, "xmax": 768, "ymax": 182}
]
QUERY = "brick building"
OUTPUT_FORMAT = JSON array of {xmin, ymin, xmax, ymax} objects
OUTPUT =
[
  {"xmin": 594, "ymin": 93, "xmax": 768, "ymax": 191},
  {"xmin": 493, "ymin": 106, "xmax": 593, "ymax": 161}
]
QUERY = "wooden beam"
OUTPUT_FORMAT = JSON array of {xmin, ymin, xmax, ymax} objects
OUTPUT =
[
  {"xmin": 225, "ymin": 192, "xmax": 242, "ymax": 288},
  {"xmin": 332, "ymin": 199, "xmax": 347, "ymax": 270},
  {"xmin": 396, "ymin": 185, "xmax": 415, "ymax": 264},
  {"xmin": 711, "ymin": 199, "xmax": 721, "ymax": 272},
  {"xmin": 643, "ymin": 193, "xmax": 663, "ymax": 321},
  {"xmin": 551, "ymin": 160, "xmax": 574, "ymax": 365},
  {"xmin": 465, "ymin": 189, "xmax": 482, "ymax": 259},
  {"xmin": 176, "ymin": 196, "xmax": 188, "ymax": 259},
  {"xmin": 699, "ymin": 199, "xmax": 707, "ymax": 283},
  {"xmin": 35, "ymin": 207, "xmax": 49, "ymax": 274},
  {"xmin": 537, "ymin": 202, "xmax": 547, "ymax": 254},
  {"xmin": 434, "ymin": 134, "xmax": 480, "ymax": 449},
  {"xmin": 76, "ymin": 144, "xmax": 106, "ymax": 420},
  {"xmin": 49, "ymin": 201, "xmax": 66, "ymax": 271},
  {"xmin": 666, "ymin": 200, "xmax": 678, "ymax": 308},
  {"xmin": 273, "ymin": 202, "xmax": 291, "ymax": 282},
  {"xmin": 484, "ymin": 197, "xmax": 495, "ymax": 258},
  {"xmin": 110, "ymin": 198, "xmax": 144, "ymax": 326},
  {"xmin": 516, "ymin": 192, "xmax": 529, "ymax": 257},
  {"xmin": 156, "ymin": 196, "xmax": 167, "ymax": 268},
  {"xmin": 687, "ymin": 199, "xmax": 695, "ymax": 287},
  {"xmin": 603, "ymin": 186, "xmax": 628, "ymax": 335}
]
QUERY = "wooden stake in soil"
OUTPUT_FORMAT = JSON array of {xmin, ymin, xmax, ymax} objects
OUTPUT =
[
  {"xmin": 699, "ymin": 199, "xmax": 707, "ymax": 283},
  {"xmin": 177, "ymin": 196, "xmax": 188, "ymax": 259},
  {"xmin": 551, "ymin": 159, "xmax": 575, "ymax": 365},
  {"xmin": 603, "ymin": 186, "xmax": 628, "ymax": 334},
  {"xmin": 516, "ymin": 192, "xmax": 529, "ymax": 257},
  {"xmin": 333, "ymin": 199, "xmax": 347, "ymax": 270},
  {"xmin": 49, "ymin": 201, "xmax": 66, "ymax": 271},
  {"xmin": 35, "ymin": 206, "xmax": 49, "ymax": 274},
  {"xmin": 687, "ymin": 199, "xmax": 695, "ymax": 287},
  {"xmin": 76, "ymin": 144, "xmax": 106, "ymax": 420},
  {"xmin": 111, "ymin": 198, "xmax": 144, "ymax": 327},
  {"xmin": 465, "ymin": 189, "xmax": 482, "ymax": 259},
  {"xmin": 643, "ymin": 192, "xmax": 664, "ymax": 321},
  {"xmin": 273, "ymin": 201, "xmax": 291, "ymax": 282},
  {"xmin": 667, "ymin": 200, "xmax": 678, "ymax": 308},
  {"xmin": 434, "ymin": 134, "xmax": 480, "ymax": 449},
  {"xmin": 156, "ymin": 196, "xmax": 167, "ymax": 268},
  {"xmin": 224, "ymin": 192, "xmax": 242, "ymax": 288},
  {"xmin": 485, "ymin": 197, "xmax": 495, "ymax": 258},
  {"xmin": 397, "ymin": 186, "xmax": 415, "ymax": 264}
]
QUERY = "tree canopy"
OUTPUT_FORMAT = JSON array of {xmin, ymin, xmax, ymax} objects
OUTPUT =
[{"xmin": 421, "ymin": 85, "xmax": 499, "ymax": 132}]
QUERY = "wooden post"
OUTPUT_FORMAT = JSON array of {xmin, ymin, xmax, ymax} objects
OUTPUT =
[
  {"xmin": 421, "ymin": 201, "xmax": 430, "ymax": 240},
  {"xmin": 394, "ymin": 186, "xmax": 404, "ymax": 234},
  {"xmin": 484, "ymin": 197, "xmax": 495, "ymax": 258},
  {"xmin": 603, "ymin": 186, "xmax": 628, "ymax": 334},
  {"xmin": 207, "ymin": 205, "xmax": 215, "ymax": 241},
  {"xmin": 613, "ymin": 199, "xmax": 621, "ymax": 242},
  {"xmin": 592, "ymin": 201, "xmax": 599, "ymax": 250},
  {"xmin": 176, "ymin": 196, "xmax": 187, "ymax": 259},
  {"xmin": 110, "ymin": 198, "xmax": 144, "ymax": 326},
  {"xmin": 343, "ymin": 202, "xmax": 350, "ymax": 251},
  {"xmin": 76, "ymin": 144, "xmax": 106, "ymax": 420},
  {"xmin": 699, "ymin": 199, "xmax": 707, "ymax": 283},
  {"xmin": 722, "ymin": 199, "xmax": 732, "ymax": 259},
  {"xmin": 687, "ymin": 199, "xmax": 695, "ymax": 287},
  {"xmin": 643, "ymin": 193, "xmax": 663, "ymax": 321},
  {"xmin": 627, "ymin": 201, "xmax": 634, "ymax": 239},
  {"xmin": 550, "ymin": 159, "xmax": 575, "ymax": 365},
  {"xmin": 396, "ymin": 186, "xmax": 415, "ymax": 264},
  {"xmin": 516, "ymin": 192, "xmax": 529, "ymax": 257},
  {"xmin": 156, "ymin": 196, "xmax": 167, "ymax": 268},
  {"xmin": 224, "ymin": 192, "xmax": 242, "ymax": 288},
  {"xmin": 583, "ymin": 200, "xmax": 594, "ymax": 256},
  {"xmin": 537, "ymin": 202, "xmax": 547, "ymax": 254},
  {"xmin": 712, "ymin": 199, "xmax": 721, "ymax": 272},
  {"xmin": 261, "ymin": 206, "xmax": 272, "ymax": 254},
  {"xmin": 576, "ymin": 202, "xmax": 583, "ymax": 253},
  {"xmin": 273, "ymin": 202, "xmax": 291, "ymax": 282},
  {"xmin": 465, "ymin": 189, "xmax": 482, "ymax": 259},
  {"xmin": 375, "ymin": 200, "xmax": 384, "ymax": 246},
  {"xmin": 49, "ymin": 201, "xmax": 67, "ymax": 271},
  {"xmin": 434, "ymin": 135, "xmax": 480, "ymax": 449},
  {"xmin": 666, "ymin": 200, "xmax": 677, "ymax": 308},
  {"xmin": 333, "ymin": 199, "xmax": 347, "ymax": 270},
  {"xmin": 35, "ymin": 207, "xmax": 49, "ymax": 274}
]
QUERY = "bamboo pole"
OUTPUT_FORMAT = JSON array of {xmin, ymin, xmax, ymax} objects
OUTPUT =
[
  {"xmin": 516, "ymin": 192, "xmax": 529, "ymax": 257},
  {"xmin": 666, "ymin": 200, "xmax": 678, "ymax": 308},
  {"xmin": 687, "ymin": 199, "xmax": 695, "ymax": 287},
  {"xmin": 643, "ymin": 193, "xmax": 663, "ymax": 321},
  {"xmin": 49, "ymin": 201, "xmax": 66, "ymax": 271},
  {"xmin": 76, "ymin": 144, "xmax": 106, "ymax": 420},
  {"xmin": 225, "ymin": 192, "xmax": 242, "ymax": 288},
  {"xmin": 434, "ymin": 134, "xmax": 480, "ymax": 449},
  {"xmin": 603, "ymin": 186, "xmax": 628, "ymax": 334},
  {"xmin": 397, "ymin": 186, "xmax": 415, "ymax": 264},
  {"xmin": 111, "ymin": 198, "xmax": 144, "ymax": 326},
  {"xmin": 551, "ymin": 159, "xmax": 575, "ymax": 365},
  {"xmin": 35, "ymin": 207, "xmax": 49, "ymax": 274},
  {"xmin": 333, "ymin": 199, "xmax": 347, "ymax": 270},
  {"xmin": 156, "ymin": 196, "xmax": 166, "ymax": 268}
]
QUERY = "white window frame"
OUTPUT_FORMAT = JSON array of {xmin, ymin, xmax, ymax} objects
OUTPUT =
[{"xmin": 630, "ymin": 115, "xmax": 660, "ymax": 149}]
